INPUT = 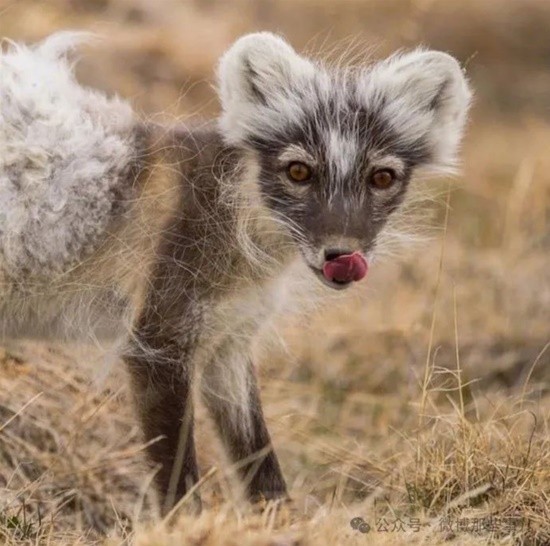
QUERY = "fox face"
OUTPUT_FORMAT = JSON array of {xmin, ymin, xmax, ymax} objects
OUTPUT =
[{"xmin": 217, "ymin": 33, "xmax": 471, "ymax": 289}]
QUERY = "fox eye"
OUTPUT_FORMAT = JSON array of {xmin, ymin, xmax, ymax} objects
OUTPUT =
[
  {"xmin": 371, "ymin": 169, "xmax": 396, "ymax": 189},
  {"xmin": 287, "ymin": 161, "xmax": 313, "ymax": 183}
]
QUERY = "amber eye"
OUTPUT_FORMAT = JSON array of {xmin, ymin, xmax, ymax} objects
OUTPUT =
[
  {"xmin": 287, "ymin": 162, "xmax": 313, "ymax": 183},
  {"xmin": 371, "ymin": 169, "xmax": 396, "ymax": 189}
]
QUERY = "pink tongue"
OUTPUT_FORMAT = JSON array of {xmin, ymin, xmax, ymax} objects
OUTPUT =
[{"xmin": 322, "ymin": 252, "xmax": 368, "ymax": 283}]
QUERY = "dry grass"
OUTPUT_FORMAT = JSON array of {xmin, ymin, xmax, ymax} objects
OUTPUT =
[{"xmin": 0, "ymin": 0, "xmax": 549, "ymax": 544}]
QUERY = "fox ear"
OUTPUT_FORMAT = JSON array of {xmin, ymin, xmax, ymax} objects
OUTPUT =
[
  {"xmin": 217, "ymin": 32, "xmax": 315, "ymax": 145},
  {"xmin": 368, "ymin": 50, "xmax": 472, "ymax": 171}
]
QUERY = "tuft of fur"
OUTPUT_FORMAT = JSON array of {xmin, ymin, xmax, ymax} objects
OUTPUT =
[{"xmin": 0, "ymin": 32, "xmax": 136, "ymax": 282}]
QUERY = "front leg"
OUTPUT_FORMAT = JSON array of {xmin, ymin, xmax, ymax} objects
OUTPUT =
[
  {"xmin": 200, "ymin": 346, "xmax": 288, "ymax": 503},
  {"xmin": 124, "ymin": 331, "xmax": 200, "ymax": 514}
]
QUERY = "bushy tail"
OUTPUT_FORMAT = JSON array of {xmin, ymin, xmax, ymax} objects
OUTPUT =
[{"xmin": 0, "ymin": 32, "xmax": 138, "ymax": 280}]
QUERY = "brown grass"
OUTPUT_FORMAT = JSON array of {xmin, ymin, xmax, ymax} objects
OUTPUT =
[{"xmin": 0, "ymin": 0, "xmax": 549, "ymax": 544}]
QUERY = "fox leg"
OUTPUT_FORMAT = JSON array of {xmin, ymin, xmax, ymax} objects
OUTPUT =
[
  {"xmin": 124, "ymin": 331, "xmax": 200, "ymax": 514},
  {"xmin": 200, "ymin": 345, "xmax": 288, "ymax": 503}
]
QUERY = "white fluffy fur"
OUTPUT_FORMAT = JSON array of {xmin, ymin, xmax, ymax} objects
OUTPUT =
[{"xmin": 0, "ymin": 32, "xmax": 135, "ymax": 281}]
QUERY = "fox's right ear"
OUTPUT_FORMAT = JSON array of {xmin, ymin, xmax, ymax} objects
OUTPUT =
[{"xmin": 217, "ymin": 32, "xmax": 315, "ymax": 145}]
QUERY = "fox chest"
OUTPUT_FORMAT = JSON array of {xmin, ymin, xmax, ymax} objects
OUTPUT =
[{"xmin": 201, "ymin": 257, "xmax": 320, "ymax": 356}]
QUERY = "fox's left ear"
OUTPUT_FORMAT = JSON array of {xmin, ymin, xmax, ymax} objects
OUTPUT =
[
  {"xmin": 368, "ymin": 50, "xmax": 472, "ymax": 171},
  {"xmin": 217, "ymin": 32, "xmax": 315, "ymax": 145}
]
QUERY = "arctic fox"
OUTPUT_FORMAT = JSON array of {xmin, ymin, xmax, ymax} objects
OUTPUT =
[{"xmin": 0, "ymin": 32, "xmax": 471, "ymax": 512}]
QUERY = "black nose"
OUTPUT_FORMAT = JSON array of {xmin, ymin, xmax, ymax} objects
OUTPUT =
[{"xmin": 324, "ymin": 248, "xmax": 354, "ymax": 261}]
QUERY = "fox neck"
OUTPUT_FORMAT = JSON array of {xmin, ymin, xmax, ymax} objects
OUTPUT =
[{"xmin": 154, "ymin": 125, "xmax": 299, "ymax": 298}]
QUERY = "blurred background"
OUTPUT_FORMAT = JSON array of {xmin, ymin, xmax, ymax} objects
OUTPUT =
[{"xmin": 0, "ymin": 1, "xmax": 549, "ymax": 544}]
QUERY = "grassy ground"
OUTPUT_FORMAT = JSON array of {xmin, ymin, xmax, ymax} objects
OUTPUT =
[{"xmin": 0, "ymin": 0, "xmax": 549, "ymax": 544}]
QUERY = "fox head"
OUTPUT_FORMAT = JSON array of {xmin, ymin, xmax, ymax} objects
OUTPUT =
[{"xmin": 217, "ymin": 33, "xmax": 471, "ymax": 289}]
